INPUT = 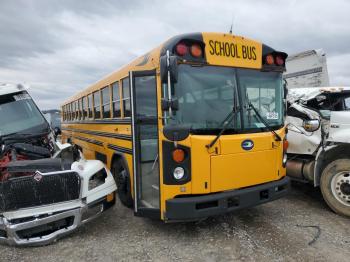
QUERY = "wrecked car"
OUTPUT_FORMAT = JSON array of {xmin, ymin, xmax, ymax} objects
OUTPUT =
[
  {"xmin": 0, "ymin": 83, "xmax": 117, "ymax": 246},
  {"xmin": 286, "ymin": 86, "xmax": 350, "ymax": 217}
]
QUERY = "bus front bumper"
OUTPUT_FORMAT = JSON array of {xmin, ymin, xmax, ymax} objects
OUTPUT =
[{"xmin": 165, "ymin": 176, "xmax": 290, "ymax": 222}]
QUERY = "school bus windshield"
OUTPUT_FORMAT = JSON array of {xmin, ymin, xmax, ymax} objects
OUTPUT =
[{"xmin": 169, "ymin": 64, "xmax": 284, "ymax": 132}]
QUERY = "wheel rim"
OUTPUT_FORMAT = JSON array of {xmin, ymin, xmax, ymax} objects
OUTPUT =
[{"xmin": 331, "ymin": 171, "xmax": 350, "ymax": 207}]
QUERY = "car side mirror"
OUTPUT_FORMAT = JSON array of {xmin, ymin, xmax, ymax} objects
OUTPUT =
[
  {"xmin": 160, "ymin": 55, "xmax": 178, "ymax": 84},
  {"xmin": 302, "ymin": 119, "xmax": 320, "ymax": 132},
  {"xmin": 283, "ymin": 79, "xmax": 289, "ymax": 101}
]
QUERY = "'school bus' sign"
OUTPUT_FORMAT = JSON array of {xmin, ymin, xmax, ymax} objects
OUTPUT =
[{"xmin": 203, "ymin": 33, "xmax": 262, "ymax": 69}]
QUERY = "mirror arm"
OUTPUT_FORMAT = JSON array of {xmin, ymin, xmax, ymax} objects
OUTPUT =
[{"xmin": 166, "ymin": 50, "xmax": 173, "ymax": 118}]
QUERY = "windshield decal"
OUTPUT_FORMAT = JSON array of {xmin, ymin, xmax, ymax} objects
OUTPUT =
[
  {"xmin": 266, "ymin": 112, "xmax": 279, "ymax": 120},
  {"xmin": 13, "ymin": 93, "xmax": 31, "ymax": 101}
]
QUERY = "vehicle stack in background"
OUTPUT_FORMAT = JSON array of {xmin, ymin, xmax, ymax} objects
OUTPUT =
[{"xmin": 284, "ymin": 49, "xmax": 330, "ymax": 88}]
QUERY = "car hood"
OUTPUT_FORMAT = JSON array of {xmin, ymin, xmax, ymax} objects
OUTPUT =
[{"xmin": 287, "ymin": 86, "xmax": 350, "ymax": 103}]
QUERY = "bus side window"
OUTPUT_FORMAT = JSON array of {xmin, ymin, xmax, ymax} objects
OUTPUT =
[
  {"xmin": 122, "ymin": 78, "xmax": 131, "ymax": 117},
  {"xmin": 72, "ymin": 101, "xmax": 76, "ymax": 120},
  {"xmin": 88, "ymin": 94, "xmax": 93, "ymax": 118},
  {"xmin": 76, "ymin": 100, "xmax": 80, "ymax": 120},
  {"xmin": 78, "ymin": 98, "xmax": 83, "ymax": 120},
  {"xmin": 72, "ymin": 101, "xmax": 75, "ymax": 120},
  {"xmin": 67, "ymin": 104, "xmax": 70, "ymax": 121},
  {"xmin": 101, "ymin": 86, "xmax": 111, "ymax": 118},
  {"xmin": 83, "ymin": 96, "xmax": 88, "ymax": 119},
  {"xmin": 81, "ymin": 97, "xmax": 85, "ymax": 120},
  {"xmin": 93, "ymin": 91, "xmax": 101, "ymax": 119},
  {"xmin": 112, "ymin": 81, "xmax": 121, "ymax": 118},
  {"xmin": 69, "ymin": 103, "xmax": 73, "ymax": 121}
]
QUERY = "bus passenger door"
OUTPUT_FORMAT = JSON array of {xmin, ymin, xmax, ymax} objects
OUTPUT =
[{"xmin": 130, "ymin": 70, "xmax": 160, "ymax": 218}]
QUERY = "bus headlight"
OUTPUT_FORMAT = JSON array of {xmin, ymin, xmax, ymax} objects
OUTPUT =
[{"xmin": 173, "ymin": 167, "xmax": 185, "ymax": 180}]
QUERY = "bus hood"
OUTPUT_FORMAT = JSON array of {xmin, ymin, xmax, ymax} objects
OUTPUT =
[{"xmin": 190, "ymin": 130, "xmax": 285, "ymax": 194}]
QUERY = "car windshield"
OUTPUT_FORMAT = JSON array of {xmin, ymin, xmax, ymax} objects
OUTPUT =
[
  {"xmin": 165, "ymin": 64, "xmax": 284, "ymax": 133},
  {"xmin": 0, "ymin": 92, "xmax": 48, "ymax": 136}
]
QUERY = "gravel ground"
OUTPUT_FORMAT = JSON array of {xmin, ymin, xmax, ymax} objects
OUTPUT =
[{"xmin": 1, "ymin": 182, "xmax": 349, "ymax": 262}]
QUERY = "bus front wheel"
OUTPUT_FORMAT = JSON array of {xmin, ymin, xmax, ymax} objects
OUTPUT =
[
  {"xmin": 112, "ymin": 158, "xmax": 133, "ymax": 208},
  {"xmin": 320, "ymin": 159, "xmax": 350, "ymax": 217}
]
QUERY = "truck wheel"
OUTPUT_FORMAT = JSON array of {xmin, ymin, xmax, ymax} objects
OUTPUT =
[
  {"xmin": 320, "ymin": 159, "xmax": 350, "ymax": 217},
  {"xmin": 111, "ymin": 159, "xmax": 133, "ymax": 208}
]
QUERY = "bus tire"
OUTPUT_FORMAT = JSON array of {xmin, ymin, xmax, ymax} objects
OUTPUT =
[
  {"xmin": 320, "ymin": 159, "xmax": 350, "ymax": 217},
  {"xmin": 112, "ymin": 158, "xmax": 133, "ymax": 208}
]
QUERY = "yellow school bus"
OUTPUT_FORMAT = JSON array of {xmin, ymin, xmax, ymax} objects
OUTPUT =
[{"xmin": 61, "ymin": 32, "xmax": 290, "ymax": 221}]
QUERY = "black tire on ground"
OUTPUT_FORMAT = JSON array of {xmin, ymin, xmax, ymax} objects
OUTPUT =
[
  {"xmin": 320, "ymin": 159, "xmax": 350, "ymax": 217},
  {"xmin": 111, "ymin": 158, "xmax": 133, "ymax": 208}
]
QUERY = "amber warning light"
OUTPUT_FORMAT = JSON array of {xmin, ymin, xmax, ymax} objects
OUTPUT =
[{"xmin": 172, "ymin": 148, "xmax": 185, "ymax": 163}]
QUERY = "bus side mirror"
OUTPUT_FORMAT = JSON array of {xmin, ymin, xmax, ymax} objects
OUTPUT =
[
  {"xmin": 161, "ymin": 97, "xmax": 179, "ymax": 111},
  {"xmin": 160, "ymin": 55, "xmax": 178, "ymax": 84},
  {"xmin": 163, "ymin": 124, "xmax": 190, "ymax": 141}
]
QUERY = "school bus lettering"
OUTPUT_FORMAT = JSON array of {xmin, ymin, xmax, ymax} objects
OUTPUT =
[
  {"xmin": 204, "ymin": 33, "xmax": 262, "ymax": 68},
  {"xmin": 208, "ymin": 40, "xmax": 257, "ymax": 61},
  {"xmin": 242, "ymin": 45, "xmax": 257, "ymax": 60}
]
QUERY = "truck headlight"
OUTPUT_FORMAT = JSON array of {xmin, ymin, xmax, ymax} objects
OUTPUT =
[
  {"xmin": 282, "ymin": 153, "xmax": 288, "ymax": 167},
  {"xmin": 173, "ymin": 167, "xmax": 185, "ymax": 180},
  {"xmin": 89, "ymin": 168, "xmax": 107, "ymax": 190}
]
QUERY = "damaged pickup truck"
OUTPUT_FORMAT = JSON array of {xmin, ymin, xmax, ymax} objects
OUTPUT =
[
  {"xmin": 0, "ymin": 83, "xmax": 117, "ymax": 246},
  {"xmin": 286, "ymin": 86, "xmax": 350, "ymax": 217}
]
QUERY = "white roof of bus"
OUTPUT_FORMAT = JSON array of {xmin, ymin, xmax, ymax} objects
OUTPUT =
[
  {"xmin": 0, "ymin": 82, "xmax": 28, "ymax": 96},
  {"xmin": 287, "ymin": 86, "xmax": 350, "ymax": 103}
]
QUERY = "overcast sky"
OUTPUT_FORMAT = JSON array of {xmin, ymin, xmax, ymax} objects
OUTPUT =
[{"xmin": 0, "ymin": 0, "xmax": 349, "ymax": 109}]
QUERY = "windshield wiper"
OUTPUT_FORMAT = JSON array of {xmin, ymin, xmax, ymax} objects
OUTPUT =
[
  {"xmin": 246, "ymin": 100, "xmax": 282, "ymax": 141},
  {"xmin": 206, "ymin": 107, "xmax": 239, "ymax": 149}
]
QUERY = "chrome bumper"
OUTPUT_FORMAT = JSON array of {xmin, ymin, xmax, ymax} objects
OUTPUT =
[{"xmin": 0, "ymin": 198, "xmax": 109, "ymax": 246}]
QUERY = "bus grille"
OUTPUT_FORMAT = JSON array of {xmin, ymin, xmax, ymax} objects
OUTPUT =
[{"xmin": 0, "ymin": 172, "xmax": 81, "ymax": 212}]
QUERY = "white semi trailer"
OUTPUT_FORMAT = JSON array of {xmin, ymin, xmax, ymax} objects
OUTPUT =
[{"xmin": 284, "ymin": 49, "xmax": 330, "ymax": 88}]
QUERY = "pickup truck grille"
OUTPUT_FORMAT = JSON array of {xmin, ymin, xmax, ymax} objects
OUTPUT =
[{"xmin": 0, "ymin": 172, "xmax": 81, "ymax": 212}]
